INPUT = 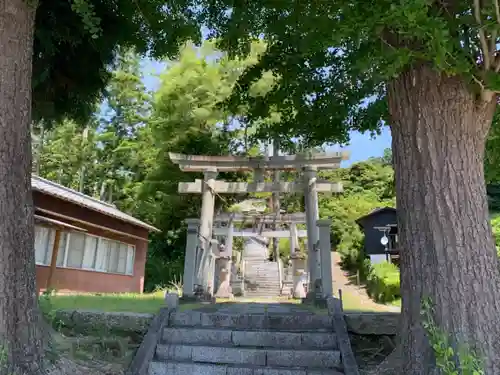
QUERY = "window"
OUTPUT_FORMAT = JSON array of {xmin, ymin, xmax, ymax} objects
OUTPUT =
[
  {"xmin": 33, "ymin": 224, "xmax": 135, "ymax": 275},
  {"xmin": 95, "ymin": 238, "xmax": 111, "ymax": 272},
  {"xmin": 34, "ymin": 226, "xmax": 51, "ymax": 265},
  {"xmin": 82, "ymin": 235, "xmax": 98, "ymax": 269},
  {"xmin": 92, "ymin": 236, "xmax": 134, "ymax": 275},
  {"xmin": 67, "ymin": 232, "xmax": 86, "ymax": 268},
  {"xmin": 55, "ymin": 232, "xmax": 68, "ymax": 267}
]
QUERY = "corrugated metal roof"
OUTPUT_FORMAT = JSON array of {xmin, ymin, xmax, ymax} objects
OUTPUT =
[
  {"xmin": 32, "ymin": 175, "xmax": 159, "ymax": 232},
  {"xmin": 355, "ymin": 206, "xmax": 396, "ymax": 227}
]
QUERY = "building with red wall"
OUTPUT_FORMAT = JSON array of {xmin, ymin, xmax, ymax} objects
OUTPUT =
[{"xmin": 32, "ymin": 176, "xmax": 158, "ymax": 294}]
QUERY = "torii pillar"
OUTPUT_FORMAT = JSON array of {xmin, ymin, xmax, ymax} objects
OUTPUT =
[
  {"xmin": 304, "ymin": 166, "xmax": 321, "ymax": 296},
  {"xmin": 182, "ymin": 219, "xmax": 199, "ymax": 299},
  {"xmin": 198, "ymin": 167, "xmax": 217, "ymax": 294}
]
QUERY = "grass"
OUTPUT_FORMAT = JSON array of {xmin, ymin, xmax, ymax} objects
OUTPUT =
[
  {"xmin": 47, "ymin": 291, "xmax": 166, "ymax": 314},
  {"xmin": 391, "ymin": 298, "xmax": 402, "ymax": 307},
  {"xmin": 338, "ymin": 290, "xmax": 400, "ymax": 312},
  {"xmin": 44, "ymin": 290, "xmax": 402, "ymax": 315},
  {"xmin": 46, "ymin": 291, "xmax": 204, "ymax": 314}
]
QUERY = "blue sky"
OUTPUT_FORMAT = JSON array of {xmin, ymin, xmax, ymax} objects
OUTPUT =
[{"xmin": 140, "ymin": 59, "xmax": 392, "ymax": 167}]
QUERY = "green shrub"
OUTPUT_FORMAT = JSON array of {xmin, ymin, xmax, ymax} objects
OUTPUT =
[
  {"xmin": 491, "ymin": 216, "xmax": 500, "ymax": 253},
  {"xmin": 421, "ymin": 298, "xmax": 484, "ymax": 374},
  {"xmin": 336, "ymin": 226, "xmax": 365, "ymax": 271},
  {"xmin": 366, "ymin": 262, "xmax": 400, "ymax": 303}
]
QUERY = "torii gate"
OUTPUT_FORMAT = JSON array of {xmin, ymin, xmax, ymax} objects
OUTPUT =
[
  {"xmin": 183, "ymin": 213, "xmax": 311, "ymax": 299},
  {"xmin": 169, "ymin": 151, "xmax": 349, "ymax": 298}
]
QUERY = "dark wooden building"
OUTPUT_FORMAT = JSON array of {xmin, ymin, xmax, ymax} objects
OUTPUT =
[{"xmin": 355, "ymin": 207, "xmax": 399, "ymax": 264}]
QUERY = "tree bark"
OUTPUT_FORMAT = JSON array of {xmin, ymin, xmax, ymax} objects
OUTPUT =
[
  {"xmin": 387, "ymin": 63, "xmax": 500, "ymax": 374},
  {"xmin": 0, "ymin": 0, "xmax": 45, "ymax": 374}
]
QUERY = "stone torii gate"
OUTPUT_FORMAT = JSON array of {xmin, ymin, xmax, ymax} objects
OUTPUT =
[
  {"xmin": 169, "ymin": 152, "xmax": 348, "ymax": 300},
  {"xmin": 183, "ymin": 213, "xmax": 313, "ymax": 299}
]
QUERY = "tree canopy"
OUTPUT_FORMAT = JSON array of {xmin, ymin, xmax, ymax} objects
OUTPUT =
[
  {"xmin": 32, "ymin": 0, "xmax": 200, "ymax": 122},
  {"xmin": 197, "ymin": 0, "xmax": 499, "ymax": 143}
]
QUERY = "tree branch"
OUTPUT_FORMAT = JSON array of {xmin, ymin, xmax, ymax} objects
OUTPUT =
[
  {"xmin": 493, "ymin": 0, "xmax": 500, "ymax": 71},
  {"xmin": 495, "ymin": 0, "xmax": 500, "ymax": 24},
  {"xmin": 473, "ymin": 0, "xmax": 491, "ymax": 69}
]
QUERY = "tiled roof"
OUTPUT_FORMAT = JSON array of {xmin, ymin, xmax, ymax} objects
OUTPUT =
[{"xmin": 32, "ymin": 175, "xmax": 159, "ymax": 232}]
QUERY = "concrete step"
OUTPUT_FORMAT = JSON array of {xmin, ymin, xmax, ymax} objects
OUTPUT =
[
  {"xmin": 244, "ymin": 285, "xmax": 281, "ymax": 288},
  {"xmin": 245, "ymin": 269, "xmax": 279, "ymax": 273},
  {"xmin": 155, "ymin": 344, "xmax": 342, "ymax": 369},
  {"xmin": 149, "ymin": 360, "xmax": 345, "ymax": 375},
  {"xmin": 244, "ymin": 283, "xmax": 281, "ymax": 287},
  {"xmin": 245, "ymin": 268, "xmax": 277, "ymax": 271},
  {"xmin": 162, "ymin": 327, "xmax": 338, "ymax": 349},
  {"xmin": 170, "ymin": 312, "xmax": 332, "ymax": 331},
  {"xmin": 244, "ymin": 286, "xmax": 281, "ymax": 289}
]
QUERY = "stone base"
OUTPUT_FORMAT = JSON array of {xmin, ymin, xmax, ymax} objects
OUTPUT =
[
  {"xmin": 302, "ymin": 292, "xmax": 316, "ymax": 304},
  {"xmin": 179, "ymin": 295, "xmax": 199, "ymax": 303},
  {"xmin": 301, "ymin": 292, "xmax": 327, "ymax": 308},
  {"xmin": 215, "ymin": 281, "xmax": 233, "ymax": 299},
  {"xmin": 313, "ymin": 297, "xmax": 328, "ymax": 309}
]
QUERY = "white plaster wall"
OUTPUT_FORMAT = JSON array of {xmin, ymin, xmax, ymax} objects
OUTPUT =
[{"xmin": 369, "ymin": 254, "xmax": 388, "ymax": 265}]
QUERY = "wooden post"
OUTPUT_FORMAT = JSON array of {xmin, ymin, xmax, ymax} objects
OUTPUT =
[{"xmin": 46, "ymin": 229, "xmax": 61, "ymax": 290}]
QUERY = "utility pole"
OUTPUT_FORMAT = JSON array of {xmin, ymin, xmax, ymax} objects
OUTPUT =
[
  {"xmin": 271, "ymin": 138, "xmax": 281, "ymax": 256},
  {"xmin": 79, "ymin": 126, "xmax": 89, "ymax": 193}
]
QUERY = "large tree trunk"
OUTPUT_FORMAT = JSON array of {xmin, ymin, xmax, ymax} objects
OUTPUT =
[
  {"xmin": 0, "ymin": 1, "xmax": 45, "ymax": 374},
  {"xmin": 387, "ymin": 63, "xmax": 500, "ymax": 374}
]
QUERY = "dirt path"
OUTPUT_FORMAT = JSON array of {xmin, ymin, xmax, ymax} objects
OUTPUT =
[{"xmin": 331, "ymin": 252, "xmax": 400, "ymax": 312}]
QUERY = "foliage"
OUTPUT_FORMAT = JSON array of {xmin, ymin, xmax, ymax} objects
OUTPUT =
[
  {"xmin": 199, "ymin": 0, "xmax": 500, "ymax": 144},
  {"xmin": 33, "ymin": 0, "xmax": 200, "ymax": 123},
  {"xmin": 366, "ymin": 262, "xmax": 401, "ymax": 303},
  {"xmin": 490, "ymin": 216, "xmax": 500, "ymax": 255},
  {"xmin": 421, "ymin": 298, "xmax": 485, "ymax": 375},
  {"xmin": 486, "ymin": 184, "xmax": 500, "ymax": 213},
  {"xmin": 485, "ymin": 110, "xmax": 500, "ymax": 185},
  {"xmin": 278, "ymin": 237, "xmax": 307, "ymax": 263}
]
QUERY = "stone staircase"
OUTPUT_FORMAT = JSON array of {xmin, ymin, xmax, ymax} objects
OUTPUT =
[
  {"xmin": 242, "ymin": 236, "xmax": 282, "ymax": 297},
  {"xmin": 148, "ymin": 308, "xmax": 344, "ymax": 375}
]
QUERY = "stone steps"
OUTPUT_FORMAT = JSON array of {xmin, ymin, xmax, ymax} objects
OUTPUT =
[
  {"xmin": 161, "ymin": 327, "xmax": 338, "ymax": 348},
  {"xmin": 149, "ymin": 361, "xmax": 345, "ymax": 375},
  {"xmin": 154, "ymin": 344, "xmax": 342, "ymax": 369},
  {"xmin": 241, "ymin": 237, "xmax": 282, "ymax": 297},
  {"xmin": 169, "ymin": 311, "xmax": 332, "ymax": 331},
  {"xmin": 148, "ymin": 310, "xmax": 344, "ymax": 375},
  {"xmin": 244, "ymin": 289, "xmax": 281, "ymax": 293},
  {"xmin": 244, "ymin": 275, "xmax": 280, "ymax": 280}
]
